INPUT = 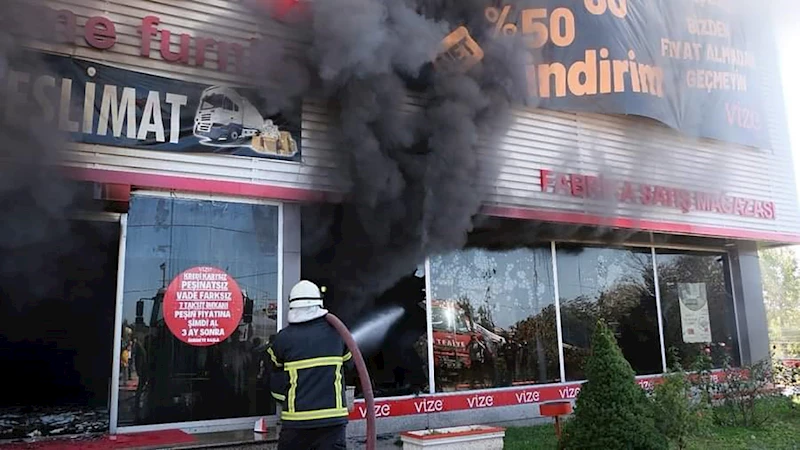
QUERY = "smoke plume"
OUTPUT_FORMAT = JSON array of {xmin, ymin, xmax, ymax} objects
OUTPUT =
[
  {"xmin": 249, "ymin": 0, "xmax": 531, "ymax": 319},
  {"xmin": 0, "ymin": 6, "xmax": 83, "ymax": 310}
]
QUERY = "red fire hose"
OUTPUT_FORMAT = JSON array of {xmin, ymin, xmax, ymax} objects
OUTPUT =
[{"xmin": 326, "ymin": 313, "xmax": 377, "ymax": 450}]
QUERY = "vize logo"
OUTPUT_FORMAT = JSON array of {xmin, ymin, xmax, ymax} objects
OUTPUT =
[
  {"xmin": 515, "ymin": 390, "xmax": 541, "ymax": 404},
  {"xmin": 358, "ymin": 403, "xmax": 391, "ymax": 419},
  {"xmin": 414, "ymin": 399, "xmax": 444, "ymax": 413},
  {"xmin": 466, "ymin": 394, "xmax": 494, "ymax": 409},
  {"xmin": 559, "ymin": 386, "xmax": 581, "ymax": 399},
  {"xmin": 725, "ymin": 102, "xmax": 761, "ymax": 130}
]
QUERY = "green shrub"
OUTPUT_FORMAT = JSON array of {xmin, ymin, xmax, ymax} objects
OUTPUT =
[
  {"xmin": 688, "ymin": 350, "xmax": 716, "ymax": 407},
  {"xmin": 651, "ymin": 355, "xmax": 712, "ymax": 449},
  {"xmin": 689, "ymin": 351, "xmax": 781, "ymax": 428},
  {"xmin": 560, "ymin": 320, "xmax": 667, "ymax": 450},
  {"xmin": 714, "ymin": 357, "xmax": 775, "ymax": 427},
  {"xmin": 773, "ymin": 350, "xmax": 800, "ymax": 411}
]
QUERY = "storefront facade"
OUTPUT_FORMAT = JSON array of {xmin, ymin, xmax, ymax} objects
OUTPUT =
[{"xmin": 9, "ymin": 0, "xmax": 798, "ymax": 440}]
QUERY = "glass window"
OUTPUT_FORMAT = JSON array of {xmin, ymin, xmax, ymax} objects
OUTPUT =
[
  {"xmin": 308, "ymin": 270, "xmax": 430, "ymax": 399},
  {"xmin": 556, "ymin": 245, "xmax": 662, "ymax": 380},
  {"xmin": 362, "ymin": 272, "xmax": 429, "ymax": 398},
  {"xmin": 656, "ymin": 250, "xmax": 740, "ymax": 369},
  {"xmin": 429, "ymin": 246, "xmax": 559, "ymax": 392},
  {"xmin": 117, "ymin": 195, "xmax": 280, "ymax": 426},
  {"xmin": 200, "ymin": 94, "xmax": 224, "ymax": 110}
]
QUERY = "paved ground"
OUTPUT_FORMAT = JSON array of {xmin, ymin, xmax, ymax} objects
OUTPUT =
[
  {"xmin": 0, "ymin": 428, "xmax": 402, "ymax": 449},
  {"xmin": 348, "ymin": 435, "xmax": 401, "ymax": 449},
  {"xmin": 214, "ymin": 446, "xmax": 275, "ymax": 450},
  {"xmin": 213, "ymin": 435, "xmax": 401, "ymax": 449}
]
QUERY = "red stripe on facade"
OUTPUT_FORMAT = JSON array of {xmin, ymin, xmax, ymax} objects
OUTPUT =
[
  {"xmin": 348, "ymin": 376, "xmax": 658, "ymax": 420},
  {"xmin": 65, "ymin": 167, "xmax": 344, "ymax": 203},
  {"xmin": 347, "ymin": 370, "xmax": 733, "ymax": 421},
  {"xmin": 66, "ymin": 167, "xmax": 800, "ymax": 243}
]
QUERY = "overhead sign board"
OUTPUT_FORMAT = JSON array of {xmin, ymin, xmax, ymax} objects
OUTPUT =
[{"xmin": 3, "ymin": 52, "xmax": 302, "ymax": 161}]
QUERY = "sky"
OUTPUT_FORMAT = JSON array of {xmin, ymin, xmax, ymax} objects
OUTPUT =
[
  {"xmin": 770, "ymin": 0, "xmax": 800, "ymax": 256},
  {"xmin": 771, "ymin": 1, "xmax": 800, "ymax": 196}
]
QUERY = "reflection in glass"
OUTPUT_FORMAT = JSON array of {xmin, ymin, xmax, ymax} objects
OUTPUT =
[
  {"xmin": 556, "ymin": 245, "xmax": 662, "ymax": 380},
  {"xmin": 657, "ymin": 251, "xmax": 740, "ymax": 369},
  {"xmin": 118, "ymin": 195, "xmax": 279, "ymax": 426},
  {"xmin": 429, "ymin": 246, "xmax": 559, "ymax": 392}
]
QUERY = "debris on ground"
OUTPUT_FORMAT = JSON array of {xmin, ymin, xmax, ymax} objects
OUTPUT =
[{"xmin": 0, "ymin": 407, "xmax": 108, "ymax": 440}]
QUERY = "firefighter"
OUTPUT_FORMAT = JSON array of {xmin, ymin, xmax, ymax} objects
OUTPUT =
[{"xmin": 267, "ymin": 280, "xmax": 353, "ymax": 450}]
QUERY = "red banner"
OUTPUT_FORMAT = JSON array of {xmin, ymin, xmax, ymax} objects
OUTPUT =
[
  {"xmin": 163, "ymin": 266, "xmax": 244, "ymax": 347},
  {"xmin": 347, "ymin": 371, "xmax": 729, "ymax": 420}
]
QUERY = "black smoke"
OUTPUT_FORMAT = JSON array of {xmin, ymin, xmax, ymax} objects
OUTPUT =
[
  {"xmin": 248, "ymin": 0, "xmax": 532, "ymax": 320},
  {"xmin": 0, "ymin": 6, "xmax": 86, "ymax": 312},
  {"xmin": 0, "ymin": 4, "xmax": 122, "ymax": 415}
]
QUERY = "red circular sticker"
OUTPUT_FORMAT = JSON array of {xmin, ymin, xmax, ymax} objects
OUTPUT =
[{"xmin": 163, "ymin": 266, "xmax": 244, "ymax": 347}]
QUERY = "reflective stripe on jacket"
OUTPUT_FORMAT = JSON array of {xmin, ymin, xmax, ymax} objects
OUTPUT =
[{"xmin": 266, "ymin": 316, "xmax": 353, "ymax": 428}]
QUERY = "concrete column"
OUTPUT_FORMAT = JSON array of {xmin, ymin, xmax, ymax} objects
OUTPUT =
[
  {"xmin": 728, "ymin": 241, "xmax": 770, "ymax": 365},
  {"xmin": 281, "ymin": 202, "xmax": 302, "ymax": 330}
]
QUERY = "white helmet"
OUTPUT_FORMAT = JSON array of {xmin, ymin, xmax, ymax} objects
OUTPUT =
[
  {"xmin": 289, "ymin": 280, "xmax": 324, "ymax": 309},
  {"xmin": 287, "ymin": 280, "xmax": 328, "ymax": 324}
]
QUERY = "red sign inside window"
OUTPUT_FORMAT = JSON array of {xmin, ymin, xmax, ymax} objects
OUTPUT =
[{"xmin": 163, "ymin": 266, "xmax": 244, "ymax": 347}]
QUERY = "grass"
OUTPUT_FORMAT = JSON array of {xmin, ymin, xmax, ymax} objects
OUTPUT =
[
  {"xmin": 504, "ymin": 425, "xmax": 559, "ymax": 449},
  {"xmin": 504, "ymin": 397, "xmax": 800, "ymax": 450}
]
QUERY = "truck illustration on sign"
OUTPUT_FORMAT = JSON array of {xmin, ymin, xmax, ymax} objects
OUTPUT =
[{"xmin": 193, "ymin": 85, "xmax": 298, "ymax": 157}]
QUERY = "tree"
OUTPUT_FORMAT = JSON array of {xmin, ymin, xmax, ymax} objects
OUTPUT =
[
  {"xmin": 456, "ymin": 295, "xmax": 475, "ymax": 330},
  {"xmin": 476, "ymin": 304, "xmax": 495, "ymax": 331},
  {"xmin": 561, "ymin": 320, "xmax": 667, "ymax": 450},
  {"xmin": 760, "ymin": 247, "xmax": 800, "ymax": 358},
  {"xmin": 512, "ymin": 304, "xmax": 560, "ymax": 382},
  {"xmin": 651, "ymin": 354, "xmax": 713, "ymax": 450}
]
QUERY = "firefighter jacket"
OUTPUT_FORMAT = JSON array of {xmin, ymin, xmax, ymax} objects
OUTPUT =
[{"xmin": 266, "ymin": 316, "xmax": 353, "ymax": 428}]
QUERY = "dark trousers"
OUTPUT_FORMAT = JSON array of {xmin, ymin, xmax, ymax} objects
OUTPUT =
[{"xmin": 277, "ymin": 424, "xmax": 347, "ymax": 450}]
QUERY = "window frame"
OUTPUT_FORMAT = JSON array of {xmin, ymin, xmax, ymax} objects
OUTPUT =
[
  {"xmin": 424, "ymin": 243, "xmax": 560, "ymax": 393},
  {"xmin": 653, "ymin": 246, "xmax": 743, "ymax": 370},
  {"xmin": 111, "ymin": 190, "xmax": 285, "ymax": 434},
  {"xmin": 422, "ymin": 238, "xmax": 743, "ymax": 395}
]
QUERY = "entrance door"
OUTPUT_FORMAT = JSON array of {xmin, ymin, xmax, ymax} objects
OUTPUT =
[
  {"xmin": 0, "ymin": 216, "xmax": 121, "ymax": 439},
  {"xmin": 114, "ymin": 193, "xmax": 281, "ymax": 431}
]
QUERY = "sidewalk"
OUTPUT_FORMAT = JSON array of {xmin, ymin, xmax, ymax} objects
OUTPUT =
[
  {"xmin": 347, "ymin": 435, "xmax": 401, "ymax": 449},
  {"xmin": 213, "ymin": 434, "xmax": 401, "ymax": 449},
  {"xmin": 0, "ymin": 429, "xmax": 401, "ymax": 449}
]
